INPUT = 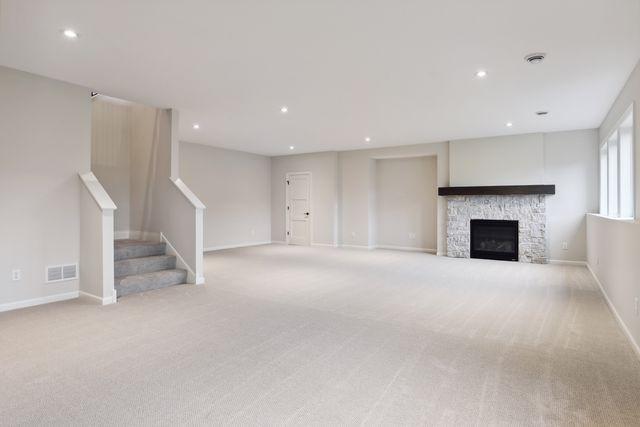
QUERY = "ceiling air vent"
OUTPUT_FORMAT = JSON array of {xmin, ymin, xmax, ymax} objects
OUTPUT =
[
  {"xmin": 525, "ymin": 53, "xmax": 546, "ymax": 64},
  {"xmin": 46, "ymin": 264, "xmax": 78, "ymax": 283}
]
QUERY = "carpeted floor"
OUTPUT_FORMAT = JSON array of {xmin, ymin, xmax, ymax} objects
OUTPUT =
[{"xmin": 1, "ymin": 245, "xmax": 639, "ymax": 425}]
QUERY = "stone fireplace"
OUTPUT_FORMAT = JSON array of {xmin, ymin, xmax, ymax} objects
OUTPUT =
[{"xmin": 438, "ymin": 186, "xmax": 555, "ymax": 264}]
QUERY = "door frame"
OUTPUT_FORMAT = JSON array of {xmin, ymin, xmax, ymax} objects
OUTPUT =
[{"xmin": 285, "ymin": 171, "xmax": 313, "ymax": 245}]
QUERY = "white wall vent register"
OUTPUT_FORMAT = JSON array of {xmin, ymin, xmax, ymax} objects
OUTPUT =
[{"xmin": 46, "ymin": 264, "xmax": 78, "ymax": 283}]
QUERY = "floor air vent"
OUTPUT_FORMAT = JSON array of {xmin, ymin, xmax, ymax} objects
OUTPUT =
[{"xmin": 46, "ymin": 264, "xmax": 78, "ymax": 283}]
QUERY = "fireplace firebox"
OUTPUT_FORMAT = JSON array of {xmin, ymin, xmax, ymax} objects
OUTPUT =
[{"xmin": 470, "ymin": 219, "xmax": 519, "ymax": 261}]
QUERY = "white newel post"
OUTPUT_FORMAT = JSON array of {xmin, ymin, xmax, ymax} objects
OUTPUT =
[{"xmin": 79, "ymin": 172, "xmax": 117, "ymax": 304}]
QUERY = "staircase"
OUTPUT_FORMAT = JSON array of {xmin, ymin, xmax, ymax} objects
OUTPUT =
[{"xmin": 114, "ymin": 239, "xmax": 187, "ymax": 297}]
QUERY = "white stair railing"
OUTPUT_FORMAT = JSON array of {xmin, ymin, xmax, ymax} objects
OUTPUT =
[
  {"xmin": 79, "ymin": 172, "xmax": 117, "ymax": 304},
  {"xmin": 156, "ymin": 177, "xmax": 206, "ymax": 285}
]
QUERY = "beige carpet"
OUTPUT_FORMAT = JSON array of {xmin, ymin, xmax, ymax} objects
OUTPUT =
[{"xmin": 1, "ymin": 245, "xmax": 639, "ymax": 425}]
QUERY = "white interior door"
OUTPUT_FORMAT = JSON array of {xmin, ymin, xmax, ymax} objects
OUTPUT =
[{"xmin": 286, "ymin": 172, "xmax": 311, "ymax": 245}]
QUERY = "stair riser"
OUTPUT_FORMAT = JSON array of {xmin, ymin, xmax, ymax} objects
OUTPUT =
[
  {"xmin": 114, "ymin": 243, "xmax": 166, "ymax": 261},
  {"xmin": 115, "ymin": 256, "xmax": 176, "ymax": 277},
  {"xmin": 115, "ymin": 270, "xmax": 187, "ymax": 297}
]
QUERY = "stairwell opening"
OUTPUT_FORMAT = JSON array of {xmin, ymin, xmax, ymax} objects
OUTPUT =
[{"xmin": 91, "ymin": 95, "xmax": 188, "ymax": 297}]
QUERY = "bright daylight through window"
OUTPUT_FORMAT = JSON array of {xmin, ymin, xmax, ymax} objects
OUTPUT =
[{"xmin": 600, "ymin": 105, "xmax": 634, "ymax": 218}]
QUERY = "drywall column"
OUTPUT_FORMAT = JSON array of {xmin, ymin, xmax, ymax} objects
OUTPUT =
[
  {"xmin": 79, "ymin": 172, "xmax": 117, "ymax": 304},
  {"xmin": 339, "ymin": 152, "xmax": 374, "ymax": 248}
]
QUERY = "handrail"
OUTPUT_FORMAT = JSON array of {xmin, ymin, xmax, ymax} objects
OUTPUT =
[
  {"xmin": 170, "ymin": 177, "xmax": 206, "ymax": 210},
  {"xmin": 79, "ymin": 172, "xmax": 117, "ymax": 211}
]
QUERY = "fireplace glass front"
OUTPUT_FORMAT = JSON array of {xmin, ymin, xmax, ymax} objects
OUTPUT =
[{"xmin": 470, "ymin": 219, "xmax": 519, "ymax": 261}]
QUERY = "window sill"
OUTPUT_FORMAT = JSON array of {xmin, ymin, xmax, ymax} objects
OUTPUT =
[{"xmin": 587, "ymin": 213, "xmax": 637, "ymax": 223}]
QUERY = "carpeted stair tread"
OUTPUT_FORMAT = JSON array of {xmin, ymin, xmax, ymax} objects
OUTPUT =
[
  {"xmin": 114, "ymin": 239, "xmax": 166, "ymax": 261},
  {"xmin": 115, "ymin": 269, "xmax": 187, "ymax": 297},
  {"xmin": 115, "ymin": 255, "xmax": 176, "ymax": 278}
]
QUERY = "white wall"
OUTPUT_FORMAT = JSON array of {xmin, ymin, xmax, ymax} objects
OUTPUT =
[
  {"xmin": 339, "ymin": 142, "xmax": 450, "ymax": 252},
  {"xmin": 129, "ymin": 103, "xmax": 161, "ymax": 235},
  {"xmin": 338, "ymin": 152, "xmax": 373, "ymax": 247},
  {"xmin": 450, "ymin": 133, "xmax": 545, "ymax": 186},
  {"xmin": 375, "ymin": 156, "xmax": 437, "ymax": 251},
  {"xmin": 587, "ymin": 215, "xmax": 640, "ymax": 355},
  {"xmin": 587, "ymin": 59, "xmax": 640, "ymax": 355},
  {"xmin": 91, "ymin": 97, "xmax": 131, "ymax": 233},
  {"xmin": 91, "ymin": 97, "xmax": 160, "ymax": 237},
  {"xmin": 544, "ymin": 130, "xmax": 598, "ymax": 261},
  {"xmin": 0, "ymin": 66, "xmax": 90, "ymax": 308},
  {"xmin": 271, "ymin": 152, "xmax": 339, "ymax": 245},
  {"xmin": 449, "ymin": 131, "xmax": 598, "ymax": 261},
  {"xmin": 270, "ymin": 143, "xmax": 448, "ymax": 251},
  {"xmin": 180, "ymin": 142, "xmax": 271, "ymax": 250}
]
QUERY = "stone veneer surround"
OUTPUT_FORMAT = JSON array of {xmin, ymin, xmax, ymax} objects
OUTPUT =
[{"xmin": 446, "ymin": 195, "xmax": 548, "ymax": 263}]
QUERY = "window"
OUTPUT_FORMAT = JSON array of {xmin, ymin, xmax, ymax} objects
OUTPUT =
[
  {"xmin": 607, "ymin": 131, "xmax": 619, "ymax": 217},
  {"xmin": 600, "ymin": 144, "xmax": 607, "ymax": 214},
  {"xmin": 619, "ymin": 116, "xmax": 634, "ymax": 216},
  {"xmin": 600, "ymin": 105, "xmax": 634, "ymax": 218}
]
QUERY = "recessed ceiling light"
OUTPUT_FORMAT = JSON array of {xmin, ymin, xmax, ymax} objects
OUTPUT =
[
  {"xmin": 289, "ymin": 145, "xmax": 295, "ymax": 150},
  {"xmin": 535, "ymin": 111, "xmax": 549, "ymax": 116},
  {"xmin": 192, "ymin": 123, "xmax": 200, "ymax": 129},
  {"xmin": 63, "ymin": 29, "xmax": 78, "ymax": 39},
  {"xmin": 506, "ymin": 122, "xmax": 514, "ymax": 127},
  {"xmin": 475, "ymin": 70, "xmax": 487, "ymax": 78},
  {"xmin": 280, "ymin": 106, "xmax": 289, "ymax": 114},
  {"xmin": 525, "ymin": 53, "xmax": 546, "ymax": 64},
  {"xmin": 364, "ymin": 137, "xmax": 371, "ymax": 143}
]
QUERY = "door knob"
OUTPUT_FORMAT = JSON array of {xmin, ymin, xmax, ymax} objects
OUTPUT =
[{"xmin": 305, "ymin": 212, "xmax": 310, "ymax": 216}]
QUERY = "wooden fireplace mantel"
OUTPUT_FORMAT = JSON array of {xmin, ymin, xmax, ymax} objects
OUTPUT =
[{"xmin": 438, "ymin": 185, "xmax": 555, "ymax": 196}]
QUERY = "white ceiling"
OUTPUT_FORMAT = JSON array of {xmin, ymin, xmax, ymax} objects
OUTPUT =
[{"xmin": 1, "ymin": 1, "xmax": 639, "ymax": 156}]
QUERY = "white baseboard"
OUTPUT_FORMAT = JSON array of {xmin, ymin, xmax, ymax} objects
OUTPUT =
[
  {"xmin": 549, "ymin": 259, "xmax": 587, "ymax": 266},
  {"xmin": 340, "ymin": 244, "xmax": 374, "ymax": 250},
  {"xmin": 375, "ymin": 245, "xmax": 437, "ymax": 254},
  {"xmin": 205, "ymin": 241, "xmax": 272, "ymax": 252},
  {"xmin": 271, "ymin": 241, "xmax": 287, "ymax": 245},
  {"xmin": 0, "ymin": 291, "xmax": 79, "ymax": 313},
  {"xmin": 587, "ymin": 263, "xmax": 640, "ymax": 361},
  {"xmin": 79, "ymin": 290, "xmax": 117, "ymax": 306},
  {"xmin": 311, "ymin": 242, "xmax": 338, "ymax": 248},
  {"xmin": 161, "ymin": 232, "xmax": 198, "ymax": 285}
]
